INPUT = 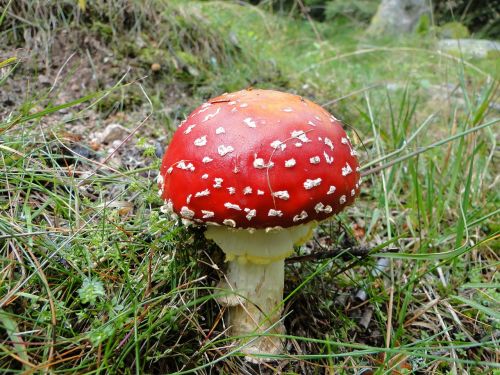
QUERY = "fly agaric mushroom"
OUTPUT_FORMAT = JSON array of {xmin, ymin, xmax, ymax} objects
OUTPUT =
[{"xmin": 158, "ymin": 89, "xmax": 360, "ymax": 360}]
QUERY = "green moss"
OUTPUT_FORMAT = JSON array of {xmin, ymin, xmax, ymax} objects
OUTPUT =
[{"xmin": 437, "ymin": 21, "xmax": 470, "ymax": 39}]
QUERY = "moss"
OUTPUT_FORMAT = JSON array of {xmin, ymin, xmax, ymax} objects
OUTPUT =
[{"xmin": 437, "ymin": 22, "xmax": 470, "ymax": 39}]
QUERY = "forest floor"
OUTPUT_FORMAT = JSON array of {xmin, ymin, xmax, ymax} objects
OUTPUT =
[{"xmin": 0, "ymin": 1, "xmax": 499, "ymax": 374}]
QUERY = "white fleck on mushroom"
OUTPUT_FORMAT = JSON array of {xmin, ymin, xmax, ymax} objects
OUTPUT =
[
  {"xmin": 270, "ymin": 140, "xmax": 286, "ymax": 151},
  {"xmin": 227, "ymin": 187, "xmax": 236, "ymax": 195},
  {"xmin": 202, "ymin": 156, "xmax": 213, "ymax": 163},
  {"xmin": 202, "ymin": 107, "xmax": 221, "ymax": 122},
  {"xmin": 272, "ymin": 191, "xmax": 290, "ymax": 200},
  {"xmin": 244, "ymin": 208, "xmax": 257, "ymax": 221},
  {"xmin": 180, "ymin": 206, "xmax": 195, "ymax": 219},
  {"xmin": 243, "ymin": 186, "xmax": 253, "ymax": 195},
  {"xmin": 239, "ymin": 103, "xmax": 248, "ymax": 108},
  {"xmin": 307, "ymin": 121, "xmax": 316, "ymax": 127},
  {"xmin": 257, "ymin": 190, "xmax": 265, "ymax": 195},
  {"xmin": 339, "ymin": 195, "xmax": 347, "ymax": 204},
  {"xmin": 285, "ymin": 158, "xmax": 296, "ymax": 167},
  {"xmin": 195, "ymin": 189, "xmax": 210, "ymax": 197},
  {"xmin": 201, "ymin": 174, "xmax": 209, "ymax": 179},
  {"xmin": 327, "ymin": 185, "xmax": 336, "ymax": 195},
  {"xmin": 309, "ymin": 156, "xmax": 321, "ymax": 164},
  {"xmin": 177, "ymin": 161, "xmax": 195, "ymax": 171},
  {"xmin": 291, "ymin": 130, "xmax": 311, "ymax": 143},
  {"xmin": 303, "ymin": 178, "xmax": 322, "ymax": 190},
  {"xmin": 218, "ymin": 145, "xmax": 235, "ymax": 156},
  {"xmin": 186, "ymin": 194, "xmax": 192, "ymax": 204},
  {"xmin": 324, "ymin": 137, "xmax": 334, "ymax": 151},
  {"xmin": 323, "ymin": 151, "xmax": 334, "ymax": 164},
  {"xmin": 202, "ymin": 210, "xmax": 215, "ymax": 218},
  {"xmin": 213, "ymin": 178, "xmax": 223, "ymax": 188},
  {"xmin": 293, "ymin": 210, "xmax": 308, "ymax": 222},
  {"xmin": 225, "ymin": 202, "xmax": 242, "ymax": 211},
  {"xmin": 194, "ymin": 135, "xmax": 208, "ymax": 147},
  {"xmin": 216, "ymin": 127, "xmax": 225, "ymax": 134},
  {"xmin": 268, "ymin": 209, "xmax": 283, "ymax": 217},
  {"xmin": 282, "ymin": 107, "xmax": 293, "ymax": 112},
  {"xmin": 243, "ymin": 117, "xmax": 257, "ymax": 128},
  {"xmin": 341, "ymin": 162, "xmax": 353, "ymax": 176},
  {"xmin": 183, "ymin": 124, "xmax": 196, "ymax": 134}
]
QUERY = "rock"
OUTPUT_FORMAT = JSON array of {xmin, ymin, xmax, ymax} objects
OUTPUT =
[
  {"xmin": 96, "ymin": 123, "xmax": 130, "ymax": 144},
  {"xmin": 367, "ymin": 0, "xmax": 430, "ymax": 36},
  {"xmin": 437, "ymin": 39, "xmax": 500, "ymax": 59}
]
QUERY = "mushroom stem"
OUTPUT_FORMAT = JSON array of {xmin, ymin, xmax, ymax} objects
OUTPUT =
[
  {"xmin": 205, "ymin": 223, "xmax": 316, "ymax": 361},
  {"xmin": 223, "ymin": 258, "xmax": 285, "ymax": 360}
]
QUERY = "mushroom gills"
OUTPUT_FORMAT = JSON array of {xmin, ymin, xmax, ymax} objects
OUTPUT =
[{"xmin": 204, "ymin": 222, "xmax": 316, "ymax": 264}]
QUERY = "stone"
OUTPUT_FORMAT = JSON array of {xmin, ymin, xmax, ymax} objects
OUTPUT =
[
  {"xmin": 367, "ymin": 0, "xmax": 430, "ymax": 36},
  {"xmin": 437, "ymin": 39, "xmax": 500, "ymax": 59},
  {"xmin": 97, "ymin": 123, "xmax": 130, "ymax": 144}
]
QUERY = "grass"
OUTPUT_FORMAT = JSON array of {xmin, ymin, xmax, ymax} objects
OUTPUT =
[{"xmin": 1, "ymin": 0, "xmax": 499, "ymax": 373}]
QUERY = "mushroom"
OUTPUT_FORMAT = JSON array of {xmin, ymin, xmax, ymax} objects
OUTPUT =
[{"xmin": 158, "ymin": 89, "xmax": 360, "ymax": 360}]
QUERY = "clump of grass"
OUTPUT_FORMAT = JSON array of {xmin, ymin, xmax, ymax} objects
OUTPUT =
[{"xmin": 1, "ymin": 1, "xmax": 499, "ymax": 374}]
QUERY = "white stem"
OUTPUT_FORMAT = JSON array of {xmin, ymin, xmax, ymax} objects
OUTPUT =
[{"xmin": 223, "ymin": 258, "xmax": 285, "ymax": 359}]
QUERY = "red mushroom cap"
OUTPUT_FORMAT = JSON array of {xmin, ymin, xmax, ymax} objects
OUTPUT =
[{"xmin": 158, "ymin": 89, "xmax": 360, "ymax": 229}]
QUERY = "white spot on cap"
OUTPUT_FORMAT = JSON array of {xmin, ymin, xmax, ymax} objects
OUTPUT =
[
  {"xmin": 239, "ymin": 103, "xmax": 248, "ymax": 108},
  {"xmin": 342, "ymin": 163, "xmax": 353, "ymax": 176},
  {"xmin": 307, "ymin": 120, "xmax": 316, "ymax": 127},
  {"xmin": 315, "ymin": 115, "xmax": 322, "ymax": 121},
  {"xmin": 327, "ymin": 185, "xmax": 336, "ymax": 195},
  {"xmin": 253, "ymin": 157, "xmax": 274, "ymax": 169},
  {"xmin": 282, "ymin": 107, "xmax": 293, "ymax": 112},
  {"xmin": 202, "ymin": 156, "xmax": 213, "ymax": 164},
  {"xmin": 195, "ymin": 189, "xmax": 210, "ymax": 198},
  {"xmin": 295, "ymin": 142, "xmax": 302, "ymax": 148},
  {"xmin": 177, "ymin": 161, "xmax": 195, "ymax": 171},
  {"xmin": 228, "ymin": 101, "xmax": 237, "ymax": 105},
  {"xmin": 339, "ymin": 195, "xmax": 347, "ymax": 204},
  {"xmin": 213, "ymin": 178, "xmax": 223, "ymax": 188},
  {"xmin": 309, "ymin": 156, "xmax": 321, "ymax": 164},
  {"xmin": 323, "ymin": 151, "xmax": 334, "ymax": 164},
  {"xmin": 217, "ymin": 145, "xmax": 234, "ymax": 156},
  {"xmin": 268, "ymin": 209, "xmax": 283, "ymax": 217},
  {"xmin": 293, "ymin": 210, "xmax": 308, "ymax": 222},
  {"xmin": 257, "ymin": 190, "xmax": 265, "ymax": 195},
  {"xmin": 227, "ymin": 187, "xmax": 236, "ymax": 195},
  {"xmin": 224, "ymin": 202, "xmax": 241, "ymax": 211},
  {"xmin": 183, "ymin": 124, "xmax": 196, "ymax": 134},
  {"xmin": 194, "ymin": 135, "xmax": 207, "ymax": 147},
  {"xmin": 157, "ymin": 174, "xmax": 164, "ymax": 185},
  {"xmin": 291, "ymin": 130, "xmax": 311, "ymax": 143},
  {"xmin": 215, "ymin": 127, "xmax": 225, "ymax": 134},
  {"xmin": 324, "ymin": 137, "xmax": 334, "ymax": 151},
  {"xmin": 158, "ymin": 188, "xmax": 163, "ymax": 197},
  {"xmin": 223, "ymin": 219, "xmax": 236, "ymax": 227},
  {"xmin": 272, "ymin": 191, "xmax": 290, "ymax": 200},
  {"xmin": 342, "ymin": 136, "xmax": 358, "ymax": 156},
  {"xmin": 201, "ymin": 210, "xmax": 214, "ymax": 219},
  {"xmin": 186, "ymin": 194, "xmax": 192, "ymax": 204},
  {"xmin": 285, "ymin": 158, "xmax": 296, "ymax": 167},
  {"xmin": 160, "ymin": 200, "xmax": 173, "ymax": 214},
  {"xmin": 202, "ymin": 107, "xmax": 221, "ymax": 122},
  {"xmin": 304, "ymin": 178, "xmax": 322, "ymax": 190},
  {"xmin": 270, "ymin": 140, "xmax": 286, "ymax": 151},
  {"xmin": 167, "ymin": 167, "xmax": 173, "ymax": 174},
  {"xmin": 201, "ymin": 173, "xmax": 209, "ymax": 179},
  {"xmin": 351, "ymin": 189, "xmax": 356, "ymax": 196},
  {"xmin": 243, "ymin": 117, "xmax": 256, "ymax": 128},
  {"xmin": 314, "ymin": 202, "xmax": 332, "ymax": 214},
  {"xmin": 244, "ymin": 208, "xmax": 256, "ymax": 221},
  {"xmin": 180, "ymin": 206, "xmax": 195, "ymax": 219},
  {"xmin": 243, "ymin": 186, "xmax": 252, "ymax": 195}
]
